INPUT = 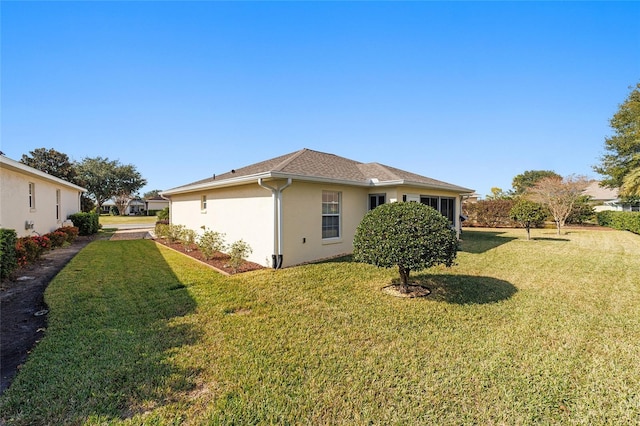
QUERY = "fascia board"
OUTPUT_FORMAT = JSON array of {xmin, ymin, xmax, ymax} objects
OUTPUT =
[
  {"xmin": 0, "ymin": 156, "xmax": 87, "ymax": 192},
  {"xmin": 374, "ymin": 179, "xmax": 475, "ymax": 194},
  {"xmin": 163, "ymin": 172, "xmax": 475, "ymax": 196}
]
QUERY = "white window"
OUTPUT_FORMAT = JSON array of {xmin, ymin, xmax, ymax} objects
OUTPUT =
[
  {"xmin": 56, "ymin": 189, "xmax": 61, "ymax": 220},
  {"xmin": 29, "ymin": 182, "xmax": 36, "ymax": 210},
  {"xmin": 322, "ymin": 191, "xmax": 341, "ymax": 239},
  {"xmin": 201, "ymin": 195, "xmax": 207, "ymax": 211}
]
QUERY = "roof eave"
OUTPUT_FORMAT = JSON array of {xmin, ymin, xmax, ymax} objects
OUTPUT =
[
  {"xmin": 163, "ymin": 172, "xmax": 474, "ymax": 196},
  {"xmin": 0, "ymin": 156, "xmax": 87, "ymax": 192}
]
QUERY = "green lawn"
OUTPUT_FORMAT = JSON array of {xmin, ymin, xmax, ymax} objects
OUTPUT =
[
  {"xmin": 2, "ymin": 228, "xmax": 640, "ymax": 424},
  {"xmin": 99, "ymin": 215, "xmax": 158, "ymax": 225}
]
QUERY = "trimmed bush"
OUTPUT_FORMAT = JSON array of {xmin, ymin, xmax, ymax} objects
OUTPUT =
[
  {"xmin": 227, "ymin": 239, "xmax": 252, "ymax": 273},
  {"xmin": 68, "ymin": 212, "xmax": 100, "ymax": 236},
  {"xmin": 0, "ymin": 229, "xmax": 18, "ymax": 280},
  {"xmin": 45, "ymin": 231, "xmax": 67, "ymax": 248},
  {"xmin": 353, "ymin": 202, "xmax": 458, "ymax": 293},
  {"xmin": 56, "ymin": 226, "xmax": 79, "ymax": 243},
  {"xmin": 463, "ymin": 199, "xmax": 518, "ymax": 227},
  {"xmin": 15, "ymin": 236, "xmax": 50, "ymax": 266},
  {"xmin": 597, "ymin": 211, "xmax": 640, "ymax": 234},
  {"xmin": 197, "ymin": 229, "xmax": 226, "ymax": 260}
]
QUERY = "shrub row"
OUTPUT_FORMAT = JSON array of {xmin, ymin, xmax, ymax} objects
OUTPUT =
[
  {"xmin": 68, "ymin": 212, "xmax": 100, "ymax": 236},
  {"xmin": 463, "ymin": 199, "xmax": 519, "ymax": 228},
  {"xmin": 0, "ymin": 226, "xmax": 80, "ymax": 280},
  {"xmin": 154, "ymin": 223, "xmax": 252, "ymax": 272},
  {"xmin": 0, "ymin": 229, "xmax": 18, "ymax": 280},
  {"xmin": 596, "ymin": 211, "xmax": 640, "ymax": 234}
]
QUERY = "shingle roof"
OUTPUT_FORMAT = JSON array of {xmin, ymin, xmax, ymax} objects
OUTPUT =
[
  {"xmin": 166, "ymin": 148, "xmax": 473, "ymax": 193},
  {"xmin": 583, "ymin": 181, "xmax": 619, "ymax": 201}
]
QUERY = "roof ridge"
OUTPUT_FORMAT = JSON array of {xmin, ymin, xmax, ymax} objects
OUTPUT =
[
  {"xmin": 272, "ymin": 148, "xmax": 309, "ymax": 171},
  {"xmin": 365, "ymin": 162, "xmax": 401, "ymax": 180}
]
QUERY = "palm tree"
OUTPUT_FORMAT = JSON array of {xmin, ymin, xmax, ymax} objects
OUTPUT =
[{"xmin": 621, "ymin": 167, "xmax": 640, "ymax": 196}]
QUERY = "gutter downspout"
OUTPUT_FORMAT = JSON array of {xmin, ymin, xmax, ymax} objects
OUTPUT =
[{"xmin": 258, "ymin": 178, "xmax": 292, "ymax": 269}]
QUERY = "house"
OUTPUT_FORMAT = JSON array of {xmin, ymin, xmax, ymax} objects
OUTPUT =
[
  {"xmin": 162, "ymin": 148, "xmax": 474, "ymax": 269},
  {"xmin": 0, "ymin": 154, "xmax": 86, "ymax": 237},
  {"xmin": 144, "ymin": 196, "xmax": 169, "ymax": 214},
  {"xmin": 100, "ymin": 197, "xmax": 145, "ymax": 215},
  {"xmin": 583, "ymin": 181, "xmax": 640, "ymax": 212}
]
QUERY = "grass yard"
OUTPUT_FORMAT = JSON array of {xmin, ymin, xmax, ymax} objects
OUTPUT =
[
  {"xmin": 1, "ymin": 228, "xmax": 639, "ymax": 424},
  {"xmin": 99, "ymin": 215, "xmax": 158, "ymax": 225}
]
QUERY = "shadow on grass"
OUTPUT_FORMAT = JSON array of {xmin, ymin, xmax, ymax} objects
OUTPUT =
[
  {"xmin": 0, "ymin": 240, "xmax": 202, "ymax": 424},
  {"xmin": 532, "ymin": 237, "xmax": 570, "ymax": 242},
  {"xmin": 411, "ymin": 273, "xmax": 517, "ymax": 304},
  {"xmin": 459, "ymin": 229, "xmax": 517, "ymax": 254}
]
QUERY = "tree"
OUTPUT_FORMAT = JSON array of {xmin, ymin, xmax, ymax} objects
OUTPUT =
[
  {"xmin": 112, "ymin": 164, "xmax": 147, "ymax": 216},
  {"xmin": 353, "ymin": 202, "xmax": 458, "ymax": 294},
  {"xmin": 512, "ymin": 170, "xmax": 561, "ymax": 195},
  {"xmin": 594, "ymin": 82, "xmax": 640, "ymax": 189},
  {"xmin": 527, "ymin": 175, "xmax": 589, "ymax": 235},
  {"xmin": 620, "ymin": 167, "xmax": 640, "ymax": 197},
  {"xmin": 143, "ymin": 189, "xmax": 162, "ymax": 199},
  {"xmin": 486, "ymin": 187, "xmax": 512, "ymax": 200},
  {"xmin": 75, "ymin": 157, "xmax": 146, "ymax": 214},
  {"xmin": 75, "ymin": 157, "xmax": 119, "ymax": 213},
  {"xmin": 20, "ymin": 148, "xmax": 77, "ymax": 183},
  {"xmin": 509, "ymin": 199, "xmax": 546, "ymax": 240}
]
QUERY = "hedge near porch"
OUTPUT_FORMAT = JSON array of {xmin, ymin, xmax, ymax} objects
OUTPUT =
[{"xmin": 597, "ymin": 211, "xmax": 640, "ymax": 234}]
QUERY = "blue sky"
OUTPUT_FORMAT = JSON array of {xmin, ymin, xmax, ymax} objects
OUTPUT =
[{"xmin": 2, "ymin": 1, "xmax": 639, "ymax": 198}]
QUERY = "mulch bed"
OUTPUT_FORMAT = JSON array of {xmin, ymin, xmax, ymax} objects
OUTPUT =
[{"xmin": 153, "ymin": 239, "xmax": 265, "ymax": 275}]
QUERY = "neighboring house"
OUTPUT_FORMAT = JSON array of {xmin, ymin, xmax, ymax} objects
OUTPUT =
[
  {"xmin": 162, "ymin": 148, "xmax": 474, "ymax": 269},
  {"xmin": 144, "ymin": 196, "xmax": 169, "ymax": 214},
  {"xmin": 101, "ymin": 197, "xmax": 145, "ymax": 215},
  {"xmin": 0, "ymin": 154, "xmax": 86, "ymax": 237},
  {"xmin": 583, "ymin": 181, "xmax": 640, "ymax": 212}
]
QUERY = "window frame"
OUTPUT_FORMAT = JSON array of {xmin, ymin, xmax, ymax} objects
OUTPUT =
[
  {"xmin": 322, "ymin": 190, "xmax": 341, "ymax": 240},
  {"xmin": 28, "ymin": 182, "xmax": 36, "ymax": 210},
  {"xmin": 369, "ymin": 193, "xmax": 386, "ymax": 210},
  {"xmin": 56, "ymin": 189, "xmax": 61, "ymax": 220},
  {"xmin": 201, "ymin": 195, "xmax": 207, "ymax": 212},
  {"xmin": 417, "ymin": 195, "xmax": 456, "ymax": 224}
]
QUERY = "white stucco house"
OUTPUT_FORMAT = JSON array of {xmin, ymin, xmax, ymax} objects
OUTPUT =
[
  {"xmin": 0, "ymin": 154, "xmax": 86, "ymax": 237},
  {"xmin": 144, "ymin": 196, "xmax": 170, "ymax": 214},
  {"xmin": 100, "ymin": 197, "xmax": 146, "ymax": 215},
  {"xmin": 162, "ymin": 148, "xmax": 474, "ymax": 269},
  {"xmin": 583, "ymin": 181, "xmax": 640, "ymax": 212}
]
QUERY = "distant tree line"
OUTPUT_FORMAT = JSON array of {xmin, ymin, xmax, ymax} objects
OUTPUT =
[{"xmin": 20, "ymin": 148, "xmax": 147, "ymax": 214}]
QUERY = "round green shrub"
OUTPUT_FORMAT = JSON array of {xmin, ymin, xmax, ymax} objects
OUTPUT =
[{"xmin": 353, "ymin": 202, "xmax": 458, "ymax": 292}]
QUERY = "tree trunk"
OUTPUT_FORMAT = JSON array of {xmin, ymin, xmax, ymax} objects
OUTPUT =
[
  {"xmin": 526, "ymin": 224, "xmax": 531, "ymax": 240},
  {"xmin": 398, "ymin": 265, "xmax": 410, "ymax": 294}
]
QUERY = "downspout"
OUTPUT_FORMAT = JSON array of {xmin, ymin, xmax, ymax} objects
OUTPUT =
[{"xmin": 258, "ymin": 178, "xmax": 292, "ymax": 269}]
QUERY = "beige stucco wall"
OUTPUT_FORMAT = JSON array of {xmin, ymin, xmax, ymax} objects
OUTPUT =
[
  {"xmin": 280, "ymin": 181, "xmax": 369, "ymax": 267},
  {"xmin": 280, "ymin": 183, "xmax": 465, "ymax": 267},
  {"xmin": 167, "ymin": 179, "xmax": 467, "ymax": 269},
  {"xmin": 167, "ymin": 183, "xmax": 275, "ymax": 267},
  {"xmin": 1, "ymin": 167, "xmax": 82, "ymax": 237}
]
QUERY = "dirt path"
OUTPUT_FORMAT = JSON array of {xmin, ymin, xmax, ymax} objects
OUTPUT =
[
  {"xmin": 0, "ymin": 226, "xmax": 156, "ymax": 395},
  {"xmin": 0, "ymin": 235, "xmax": 98, "ymax": 394}
]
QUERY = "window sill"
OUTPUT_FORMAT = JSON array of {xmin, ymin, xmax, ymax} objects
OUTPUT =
[
  {"xmin": 201, "ymin": 210, "xmax": 207, "ymax": 214},
  {"xmin": 322, "ymin": 238, "xmax": 342, "ymax": 245}
]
